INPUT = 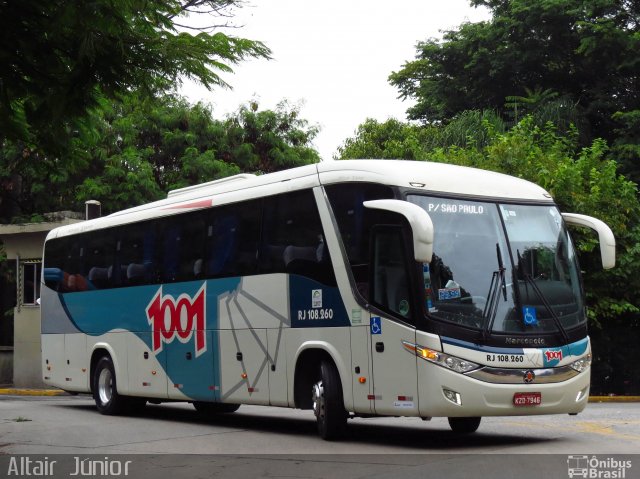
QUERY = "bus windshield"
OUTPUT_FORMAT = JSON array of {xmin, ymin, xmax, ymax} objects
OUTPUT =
[{"xmin": 407, "ymin": 195, "xmax": 585, "ymax": 335}]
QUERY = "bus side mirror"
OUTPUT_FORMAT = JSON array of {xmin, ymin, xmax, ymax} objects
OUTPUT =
[
  {"xmin": 363, "ymin": 199, "xmax": 434, "ymax": 263},
  {"xmin": 562, "ymin": 213, "xmax": 616, "ymax": 269}
]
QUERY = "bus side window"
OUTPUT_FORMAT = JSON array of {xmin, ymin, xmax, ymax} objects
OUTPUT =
[
  {"xmin": 178, "ymin": 213, "xmax": 206, "ymax": 281},
  {"xmin": 371, "ymin": 225, "xmax": 412, "ymax": 320},
  {"xmin": 325, "ymin": 183, "xmax": 396, "ymax": 300},
  {"xmin": 116, "ymin": 222, "xmax": 157, "ymax": 286},
  {"xmin": 207, "ymin": 214, "xmax": 238, "ymax": 277},
  {"xmin": 61, "ymin": 240, "xmax": 86, "ymax": 292},
  {"xmin": 260, "ymin": 190, "xmax": 336, "ymax": 286},
  {"xmin": 43, "ymin": 239, "xmax": 65, "ymax": 291},
  {"xmin": 158, "ymin": 213, "xmax": 206, "ymax": 283},
  {"xmin": 85, "ymin": 232, "xmax": 115, "ymax": 290},
  {"xmin": 161, "ymin": 222, "xmax": 180, "ymax": 282},
  {"xmin": 205, "ymin": 201, "xmax": 260, "ymax": 279}
]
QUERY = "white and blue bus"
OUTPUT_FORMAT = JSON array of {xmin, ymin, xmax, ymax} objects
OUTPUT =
[{"xmin": 41, "ymin": 160, "xmax": 615, "ymax": 438}]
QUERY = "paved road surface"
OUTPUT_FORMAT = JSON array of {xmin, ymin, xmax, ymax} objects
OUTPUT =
[{"xmin": 1, "ymin": 395, "xmax": 638, "ymax": 478}]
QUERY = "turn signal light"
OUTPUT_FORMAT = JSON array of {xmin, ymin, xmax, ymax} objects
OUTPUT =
[{"xmin": 402, "ymin": 340, "xmax": 480, "ymax": 374}]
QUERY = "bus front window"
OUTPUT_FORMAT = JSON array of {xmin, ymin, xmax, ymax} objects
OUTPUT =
[
  {"xmin": 407, "ymin": 195, "xmax": 586, "ymax": 336},
  {"xmin": 408, "ymin": 196, "xmax": 515, "ymax": 330},
  {"xmin": 500, "ymin": 204, "xmax": 585, "ymax": 332}
]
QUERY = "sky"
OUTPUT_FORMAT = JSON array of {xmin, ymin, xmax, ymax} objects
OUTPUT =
[{"xmin": 179, "ymin": 0, "xmax": 491, "ymax": 161}]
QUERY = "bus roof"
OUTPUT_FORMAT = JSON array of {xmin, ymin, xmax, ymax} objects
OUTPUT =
[
  {"xmin": 46, "ymin": 160, "xmax": 553, "ymax": 240},
  {"xmin": 316, "ymin": 160, "xmax": 551, "ymax": 201}
]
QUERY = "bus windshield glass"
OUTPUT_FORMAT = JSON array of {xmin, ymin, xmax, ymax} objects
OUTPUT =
[{"xmin": 407, "ymin": 195, "xmax": 585, "ymax": 335}]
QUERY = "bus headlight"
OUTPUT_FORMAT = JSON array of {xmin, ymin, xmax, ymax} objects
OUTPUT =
[
  {"xmin": 442, "ymin": 355, "xmax": 479, "ymax": 373},
  {"xmin": 569, "ymin": 354, "xmax": 591, "ymax": 373},
  {"xmin": 402, "ymin": 341, "xmax": 480, "ymax": 374}
]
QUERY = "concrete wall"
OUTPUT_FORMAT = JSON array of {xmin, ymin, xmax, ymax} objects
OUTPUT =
[
  {"xmin": 13, "ymin": 306, "xmax": 43, "ymax": 388},
  {"xmin": 1, "ymin": 216, "xmax": 82, "ymax": 388}
]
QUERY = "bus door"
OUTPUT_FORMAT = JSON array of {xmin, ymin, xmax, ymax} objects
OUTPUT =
[
  {"xmin": 368, "ymin": 225, "xmax": 419, "ymax": 416},
  {"xmin": 369, "ymin": 315, "xmax": 418, "ymax": 416}
]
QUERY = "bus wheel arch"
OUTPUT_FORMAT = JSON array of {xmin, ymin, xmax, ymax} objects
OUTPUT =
[
  {"xmin": 293, "ymin": 348, "xmax": 333, "ymax": 409},
  {"xmin": 293, "ymin": 347, "xmax": 348, "ymax": 440},
  {"xmin": 90, "ymin": 349, "xmax": 128, "ymax": 415}
]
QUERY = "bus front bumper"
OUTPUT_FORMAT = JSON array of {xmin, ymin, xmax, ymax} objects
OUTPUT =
[{"xmin": 418, "ymin": 361, "xmax": 591, "ymax": 418}]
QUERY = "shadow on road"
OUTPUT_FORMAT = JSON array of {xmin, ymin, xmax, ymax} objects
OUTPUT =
[{"xmin": 58, "ymin": 399, "xmax": 556, "ymax": 450}]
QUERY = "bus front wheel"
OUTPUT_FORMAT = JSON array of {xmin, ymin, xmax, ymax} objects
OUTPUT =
[
  {"xmin": 312, "ymin": 360, "xmax": 347, "ymax": 440},
  {"xmin": 92, "ymin": 356, "xmax": 127, "ymax": 415},
  {"xmin": 448, "ymin": 416, "xmax": 481, "ymax": 433}
]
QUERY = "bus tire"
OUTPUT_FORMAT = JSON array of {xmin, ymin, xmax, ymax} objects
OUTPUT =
[
  {"xmin": 312, "ymin": 360, "xmax": 347, "ymax": 440},
  {"xmin": 448, "ymin": 416, "xmax": 481, "ymax": 433},
  {"xmin": 193, "ymin": 402, "xmax": 240, "ymax": 414},
  {"xmin": 92, "ymin": 356, "xmax": 127, "ymax": 415}
]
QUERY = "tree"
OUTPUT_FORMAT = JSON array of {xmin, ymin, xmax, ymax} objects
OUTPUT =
[
  {"xmin": 389, "ymin": 0, "xmax": 639, "ymax": 150},
  {"xmin": 0, "ymin": 0, "xmax": 270, "ymax": 153},
  {"xmin": 337, "ymin": 118, "xmax": 435, "ymax": 160},
  {"xmin": 1, "ymin": 91, "xmax": 321, "ymax": 219},
  {"xmin": 612, "ymin": 110, "xmax": 640, "ymax": 181},
  {"xmin": 337, "ymin": 111, "xmax": 504, "ymax": 160},
  {"xmin": 221, "ymin": 100, "xmax": 321, "ymax": 173},
  {"xmin": 71, "ymin": 94, "xmax": 320, "ymax": 215}
]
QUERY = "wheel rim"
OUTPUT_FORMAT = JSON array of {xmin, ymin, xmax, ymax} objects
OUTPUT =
[
  {"xmin": 312, "ymin": 380, "xmax": 324, "ymax": 419},
  {"xmin": 98, "ymin": 367, "xmax": 113, "ymax": 405}
]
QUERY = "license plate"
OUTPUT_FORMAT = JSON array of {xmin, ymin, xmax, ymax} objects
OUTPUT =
[{"xmin": 513, "ymin": 392, "xmax": 542, "ymax": 406}]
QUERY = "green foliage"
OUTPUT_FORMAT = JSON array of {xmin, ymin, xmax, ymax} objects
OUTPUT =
[
  {"xmin": 0, "ymin": 91, "xmax": 321, "ymax": 217},
  {"xmin": 0, "ymin": 138, "xmax": 93, "ymax": 223},
  {"xmin": 612, "ymin": 110, "xmax": 640, "ymax": 182},
  {"xmin": 0, "ymin": 0, "xmax": 270, "ymax": 154},
  {"xmin": 338, "ymin": 111, "xmax": 504, "ymax": 160},
  {"xmin": 439, "ymin": 110, "xmax": 505, "ymax": 149},
  {"xmin": 222, "ymin": 101, "xmax": 321, "ymax": 173},
  {"xmin": 389, "ymin": 0, "xmax": 639, "ymax": 157},
  {"xmin": 337, "ymin": 118, "xmax": 437, "ymax": 160}
]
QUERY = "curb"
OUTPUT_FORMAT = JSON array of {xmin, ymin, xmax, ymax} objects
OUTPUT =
[
  {"xmin": 588, "ymin": 396, "xmax": 640, "ymax": 403},
  {"xmin": 0, "ymin": 388, "xmax": 68, "ymax": 396}
]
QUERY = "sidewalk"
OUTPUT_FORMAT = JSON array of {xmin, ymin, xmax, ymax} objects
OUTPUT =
[{"xmin": 588, "ymin": 396, "xmax": 640, "ymax": 403}]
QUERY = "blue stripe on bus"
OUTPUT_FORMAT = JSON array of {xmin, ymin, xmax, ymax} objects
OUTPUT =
[
  {"xmin": 442, "ymin": 336, "xmax": 590, "ymax": 366},
  {"xmin": 441, "ymin": 337, "xmax": 525, "ymax": 355},
  {"xmin": 50, "ymin": 275, "xmax": 347, "ymax": 401}
]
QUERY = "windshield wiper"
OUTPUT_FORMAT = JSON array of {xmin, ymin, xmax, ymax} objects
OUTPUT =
[
  {"xmin": 496, "ymin": 243, "xmax": 507, "ymax": 301},
  {"xmin": 482, "ymin": 244, "xmax": 507, "ymax": 339},
  {"xmin": 517, "ymin": 250, "xmax": 570, "ymax": 344}
]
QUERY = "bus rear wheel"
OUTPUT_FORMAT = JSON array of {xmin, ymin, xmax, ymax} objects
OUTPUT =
[
  {"xmin": 448, "ymin": 416, "xmax": 481, "ymax": 433},
  {"xmin": 312, "ymin": 360, "xmax": 347, "ymax": 440},
  {"xmin": 92, "ymin": 356, "xmax": 127, "ymax": 415}
]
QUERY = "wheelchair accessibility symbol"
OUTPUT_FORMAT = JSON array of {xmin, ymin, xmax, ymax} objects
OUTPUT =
[
  {"xmin": 370, "ymin": 316, "xmax": 382, "ymax": 335},
  {"xmin": 523, "ymin": 306, "xmax": 538, "ymax": 326}
]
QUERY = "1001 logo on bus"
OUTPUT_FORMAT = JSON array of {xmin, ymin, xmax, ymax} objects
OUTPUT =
[{"xmin": 145, "ymin": 284, "xmax": 207, "ymax": 357}]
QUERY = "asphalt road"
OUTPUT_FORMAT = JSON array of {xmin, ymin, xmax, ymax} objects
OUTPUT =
[{"xmin": 1, "ymin": 395, "xmax": 638, "ymax": 478}]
